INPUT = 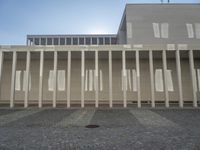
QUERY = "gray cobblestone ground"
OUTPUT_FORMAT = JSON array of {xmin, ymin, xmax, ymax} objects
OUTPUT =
[{"xmin": 0, "ymin": 108, "xmax": 200, "ymax": 150}]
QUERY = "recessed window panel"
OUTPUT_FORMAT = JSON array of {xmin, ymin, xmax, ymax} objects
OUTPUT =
[
  {"xmin": 79, "ymin": 38, "xmax": 84, "ymax": 45},
  {"xmin": 73, "ymin": 38, "xmax": 78, "ymax": 45},
  {"xmin": 105, "ymin": 37, "xmax": 110, "ymax": 45},
  {"xmin": 35, "ymin": 38, "xmax": 39, "ymax": 45},
  {"xmin": 66, "ymin": 38, "xmax": 71, "ymax": 45},
  {"xmin": 86, "ymin": 38, "xmax": 91, "ymax": 45},
  {"xmin": 47, "ymin": 38, "xmax": 52, "ymax": 45},
  {"xmin": 60, "ymin": 38, "xmax": 65, "ymax": 45},
  {"xmin": 92, "ymin": 37, "xmax": 97, "ymax": 45},
  {"xmin": 111, "ymin": 37, "xmax": 117, "ymax": 45},
  {"xmin": 54, "ymin": 38, "xmax": 59, "ymax": 45},
  {"xmin": 98, "ymin": 37, "xmax": 103, "ymax": 45},
  {"xmin": 41, "ymin": 38, "xmax": 46, "ymax": 45}
]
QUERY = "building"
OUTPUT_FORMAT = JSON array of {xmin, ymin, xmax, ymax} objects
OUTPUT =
[{"xmin": 0, "ymin": 4, "xmax": 200, "ymax": 108}]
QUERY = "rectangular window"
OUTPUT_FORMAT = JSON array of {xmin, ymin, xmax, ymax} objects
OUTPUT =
[
  {"xmin": 66, "ymin": 38, "xmax": 71, "ymax": 45},
  {"xmin": 98, "ymin": 37, "xmax": 103, "ymax": 45},
  {"xmin": 47, "ymin": 38, "xmax": 52, "ymax": 45},
  {"xmin": 53, "ymin": 38, "xmax": 59, "ymax": 45},
  {"xmin": 73, "ymin": 38, "xmax": 78, "ymax": 45},
  {"xmin": 79, "ymin": 38, "xmax": 84, "ymax": 45},
  {"xmin": 111, "ymin": 37, "xmax": 117, "ymax": 45},
  {"xmin": 60, "ymin": 38, "xmax": 65, "ymax": 45},
  {"xmin": 105, "ymin": 37, "xmax": 110, "ymax": 45},
  {"xmin": 86, "ymin": 38, "xmax": 91, "ymax": 45},
  {"xmin": 92, "ymin": 37, "xmax": 97, "ymax": 45},
  {"xmin": 41, "ymin": 38, "xmax": 46, "ymax": 45},
  {"xmin": 34, "ymin": 38, "xmax": 39, "ymax": 45}
]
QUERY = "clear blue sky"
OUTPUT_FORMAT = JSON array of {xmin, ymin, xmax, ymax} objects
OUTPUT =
[{"xmin": 0, "ymin": 0, "xmax": 199, "ymax": 45}]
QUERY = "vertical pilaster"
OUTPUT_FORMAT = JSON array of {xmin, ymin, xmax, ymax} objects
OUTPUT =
[
  {"xmin": 162, "ymin": 50, "xmax": 169, "ymax": 108},
  {"xmin": 95, "ymin": 51, "xmax": 99, "ymax": 108},
  {"xmin": 122, "ymin": 50, "xmax": 127, "ymax": 108},
  {"xmin": 149, "ymin": 50, "xmax": 155, "ymax": 107},
  {"xmin": 136, "ymin": 50, "xmax": 141, "ymax": 108},
  {"xmin": 189, "ymin": 50, "xmax": 197, "ymax": 107},
  {"xmin": 81, "ymin": 51, "xmax": 85, "ymax": 108},
  {"xmin": 39, "ymin": 51, "xmax": 44, "ymax": 108},
  {"xmin": 67, "ymin": 51, "xmax": 71, "ymax": 108},
  {"xmin": 109, "ymin": 51, "xmax": 113, "ymax": 108},
  {"xmin": 10, "ymin": 51, "xmax": 17, "ymax": 108},
  {"xmin": 24, "ymin": 51, "xmax": 30, "ymax": 108},
  {"xmin": 176, "ymin": 50, "xmax": 183, "ymax": 108},
  {"xmin": 53, "ymin": 51, "xmax": 57, "ymax": 108}
]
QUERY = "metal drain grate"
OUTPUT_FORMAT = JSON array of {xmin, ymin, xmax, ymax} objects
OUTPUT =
[{"xmin": 85, "ymin": 124, "xmax": 100, "ymax": 128}]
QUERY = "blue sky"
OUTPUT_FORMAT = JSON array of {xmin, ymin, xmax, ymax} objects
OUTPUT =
[{"xmin": 0, "ymin": 0, "xmax": 199, "ymax": 45}]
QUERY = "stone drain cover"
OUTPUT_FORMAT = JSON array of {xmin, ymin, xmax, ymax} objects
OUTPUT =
[{"xmin": 85, "ymin": 124, "xmax": 100, "ymax": 128}]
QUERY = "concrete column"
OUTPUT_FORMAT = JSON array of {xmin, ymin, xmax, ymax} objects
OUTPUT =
[
  {"xmin": 10, "ymin": 51, "xmax": 17, "ymax": 108},
  {"xmin": 24, "ymin": 51, "xmax": 30, "ymax": 108},
  {"xmin": 122, "ymin": 50, "xmax": 127, "ymax": 108},
  {"xmin": 109, "ymin": 51, "xmax": 113, "ymax": 108},
  {"xmin": 149, "ymin": 50, "xmax": 155, "ymax": 107},
  {"xmin": 67, "ymin": 51, "xmax": 71, "ymax": 108},
  {"xmin": 81, "ymin": 51, "xmax": 85, "ymax": 108},
  {"xmin": 136, "ymin": 50, "xmax": 141, "ymax": 108},
  {"xmin": 39, "ymin": 51, "xmax": 44, "ymax": 108},
  {"xmin": 95, "ymin": 51, "xmax": 99, "ymax": 108},
  {"xmin": 189, "ymin": 50, "xmax": 197, "ymax": 107},
  {"xmin": 176, "ymin": 50, "xmax": 183, "ymax": 108},
  {"xmin": 162, "ymin": 50, "xmax": 169, "ymax": 108},
  {"xmin": 0, "ymin": 51, "xmax": 4, "ymax": 101},
  {"xmin": 53, "ymin": 51, "xmax": 57, "ymax": 108}
]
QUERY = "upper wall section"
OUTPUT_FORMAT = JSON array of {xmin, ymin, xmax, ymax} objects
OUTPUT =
[
  {"xmin": 27, "ymin": 34, "xmax": 117, "ymax": 46},
  {"xmin": 124, "ymin": 4, "xmax": 200, "ymax": 47}
]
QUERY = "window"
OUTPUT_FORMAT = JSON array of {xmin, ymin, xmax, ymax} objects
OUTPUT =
[
  {"xmin": 111, "ymin": 37, "xmax": 117, "ymax": 45},
  {"xmin": 92, "ymin": 37, "xmax": 97, "ymax": 45},
  {"xmin": 86, "ymin": 38, "xmax": 91, "ymax": 45},
  {"xmin": 60, "ymin": 38, "xmax": 65, "ymax": 45},
  {"xmin": 73, "ymin": 38, "xmax": 78, "ymax": 45},
  {"xmin": 79, "ymin": 38, "xmax": 84, "ymax": 45},
  {"xmin": 53, "ymin": 38, "xmax": 59, "ymax": 45},
  {"xmin": 105, "ymin": 37, "xmax": 110, "ymax": 45},
  {"xmin": 47, "ymin": 38, "xmax": 52, "ymax": 45},
  {"xmin": 66, "ymin": 38, "xmax": 71, "ymax": 45},
  {"xmin": 98, "ymin": 37, "xmax": 103, "ymax": 45},
  {"xmin": 41, "ymin": 38, "xmax": 46, "ymax": 45},
  {"xmin": 34, "ymin": 38, "xmax": 39, "ymax": 45}
]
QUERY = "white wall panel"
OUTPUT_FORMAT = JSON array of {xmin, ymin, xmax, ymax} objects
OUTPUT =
[
  {"xmin": 132, "ymin": 69, "xmax": 137, "ymax": 91},
  {"xmin": 153, "ymin": 23, "xmax": 160, "ymax": 38},
  {"xmin": 178, "ymin": 44, "xmax": 188, "ymax": 50},
  {"xmin": 161, "ymin": 23, "xmax": 169, "ymax": 38},
  {"xmin": 186, "ymin": 23, "xmax": 194, "ymax": 38},
  {"xmin": 195, "ymin": 23, "xmax": 200, "ymax": 39},
  {"xmin": 155, "ymin": 69, "xmax": 164, "ymax": 92},
  {"xmin": 15, "ymin": 70, "xmax": 21, "ymax": 91},
  {"xmin": 99, "ymin": 70, "xmax": 103, "ymax": 91},
  {"xmin": 57, "ymin": 70, "xmax": 65, "ymax": 91},
  {"xmin": 167, "ymin": 44, "xmax": 175, "ymax": 50},
  {"xmin": 23, "ymin": 71, "xmax": 31, "ymax": 91},
  {"xmin": 89, "ymin": 69, "xmax": 93, "ymax": 91},
  {"xmin": 48, "ymin": 70, "xmax": 54, "ymax": 91},
  {"xmin": 85, "ymin": 70, "xmax": 88, "ymax": 91}
]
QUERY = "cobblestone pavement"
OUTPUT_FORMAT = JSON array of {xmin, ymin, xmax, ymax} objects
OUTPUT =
[{"xmin": 0, "ymin": 108, "xmax": 200, "ymax": 150}]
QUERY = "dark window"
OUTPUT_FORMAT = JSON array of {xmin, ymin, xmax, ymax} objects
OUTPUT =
[
  {"xmin": 66, "ymin": 38, "xmax": 71, "ymax": 45},
  {"xmin": 111, "ymin": 37, "xmax": 117, "ymax": 45},
  {"xmin": 105, "ymin": 37, "xmax": 110, "ymax": 45},
  {"xmin": 60, "ymin": 38, "xmax": 65, "ymax": 45},
  {"xmin": 54, "ymin": 38, "xmax": 59, "ymax": 45},
  {"xmin": 47, "ymin": 38, "xmax": 52, "ymax": 45},
  {"xmin": 92, "ymin": 37, "xmax": 97, "ymax": 45},
  {"xmin": 98, "ymin": 37, "xmax": 103, "ymax": 45},
  {"xmin": 79, "ymin": 38, "xmax": 84, "ymax": 45},
  {"xmin": 35, "ymin": 38, "xmax": 39, "ymax": 45},
  {"xmin": 41, "ymin": 38, "xmax": 46, "ymax": 45},
  {"xmin": 73, "ymin": 38, "xmax": 78, "ymax": 45},
  {"xmin": 86, "ymin": 38, "xmax": 91, "ymax": 45}
]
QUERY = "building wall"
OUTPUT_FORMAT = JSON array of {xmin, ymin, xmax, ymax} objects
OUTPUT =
[{"xmin": 0, "ymin": 51, "xmax": 199, "ymax": 106}]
